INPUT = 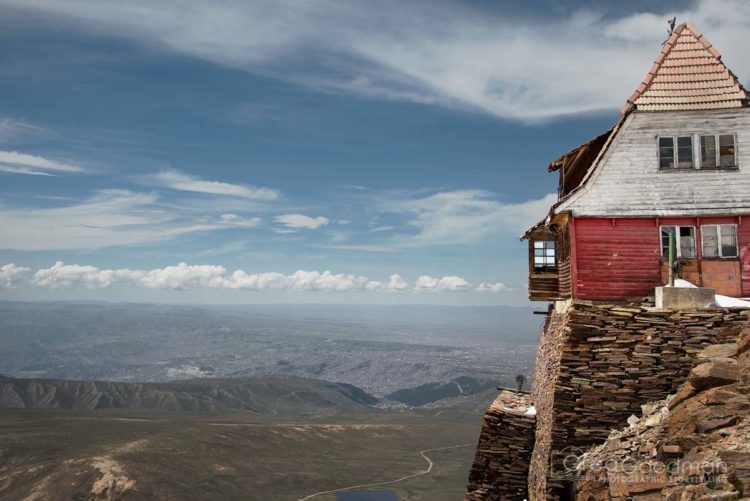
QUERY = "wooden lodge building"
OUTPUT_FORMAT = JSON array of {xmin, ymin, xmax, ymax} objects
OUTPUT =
[{"xmin": 524, "ymin": 23, "xmax": 750, "ymax": 303}]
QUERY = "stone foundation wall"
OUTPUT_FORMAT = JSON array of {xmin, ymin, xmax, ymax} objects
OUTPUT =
[
  {"xmin": 464, "ymin": 390, "xmax": 536, "ymax": 500},
  {"xmin": 529, "ymin": 302, "xmax": 749, "ymax": 500},
  {"xmin": 528, "ymin": 305, "xmax": 570, "ymax": 500}
]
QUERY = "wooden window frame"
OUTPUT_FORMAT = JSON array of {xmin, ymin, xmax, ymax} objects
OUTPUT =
[
  {"xmin": 659, "ymin": 225, "xmax": 697, "ymax": 259},
  {"xmin": 532, "ymin": 240, "xmax": 557, "ymax": 274},
  {"xmin": 699, "ymin": 133, "xmax": 737, "ymax": 169},
  {"xmin": 658, "ymin": 135, "xmax": 694, "ymax": 169},
  {"xmin": 700, "ymin": 224, "xmax": 739, "ymax": 259}
]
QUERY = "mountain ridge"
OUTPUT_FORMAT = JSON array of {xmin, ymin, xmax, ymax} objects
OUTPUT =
[{"xmin": 0, "ymin": 374, "xmax": 378, "ymax": 414}]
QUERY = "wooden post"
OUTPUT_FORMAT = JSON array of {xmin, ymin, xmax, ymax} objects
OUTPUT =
[{"xmin": 668, "ymin": 231, "xmax": 676, "ymax": 286}]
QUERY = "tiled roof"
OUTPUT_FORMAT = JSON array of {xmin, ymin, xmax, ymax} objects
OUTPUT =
[{"xmin": 626, "ymin": 23, "xmax": 748, "ymax": 112}]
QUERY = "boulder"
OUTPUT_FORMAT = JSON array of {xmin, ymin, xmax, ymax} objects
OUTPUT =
[
  {"xmin": 689, "ymin": 361, "xmax": 739, "ymax": 391},
  {"xmin": 698, "ymin": 343, "xmax": 738, "ymax": 362}
]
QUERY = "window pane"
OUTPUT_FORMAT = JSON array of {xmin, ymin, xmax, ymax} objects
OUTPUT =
[
  {"xmin": 677, "ymin": 136, "xmax": 693, "ymax": 167},
  {"xmin": 719, "ymin": 135, "xmax": 735, "ymax": 167},
  {"xmin": 661, "ymin": 227, "xmax": 676, "ymax": 256},
  {"xmin": 720, "ymin": 225, "xmax": 737, "ymax": 257},
  {"xmin": 659, "ymin": 137, "xmax": 674, "ymax": 168},
  {"xmin": 702, "ymin": 225, "xmax": 719, "ymax": 257},
  {"xmin": 700, "ymin": 135, "xmax": 717, "ymax": 168},
  {"xmin": 533, "ymin": 241, "xmax": 556, "ymax": 272},
  {"xmin": 680, "ymin": 226, "xmax": 696, "ymax": 258}
]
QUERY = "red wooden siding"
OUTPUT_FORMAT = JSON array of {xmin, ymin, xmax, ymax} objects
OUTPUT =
[
  {"xmin": 741, "ymin": 217, "xmax": 750, "ymax": 296},
  {"xmin": 572, "ymin": 216, "xmax": 750, "ymax": 301},
  {"xmin": 572, "ymin": 218, "xmax": 661, "ymax": 301}
]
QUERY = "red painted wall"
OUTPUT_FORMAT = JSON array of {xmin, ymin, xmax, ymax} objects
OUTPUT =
[
  {"xmin": 572, "ymin": 218, "xmax": 662, "ymax": 301},
  {"xmin": 740, "ymin": 217, "xmax": 750, "ymax": 296},
  {"xmin": 573, "ymin": 216, "xmax": 750, "ymax": 301}
]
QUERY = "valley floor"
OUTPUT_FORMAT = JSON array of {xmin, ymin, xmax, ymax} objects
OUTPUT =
[{"xmin": 0, "ymin": 405, "xmax": 485, "ymax": 501}]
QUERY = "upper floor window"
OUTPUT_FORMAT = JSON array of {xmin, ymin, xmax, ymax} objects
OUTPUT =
[
  {"xmin": 660, "ymin": 226, "xmax": 696, "ymax": 258},
  {"xmin": 701, "ymin": 224, "xmax": 738, "ymax": 258},
  {"xmin": 659, "ymin": 134, "xmax": 737, "ymax": 170},
  {"xmin": 659, "ymin": 136, "xmax": 693, "ymax": 168},
  {"xmin": 533, "ymin": 240, "xmax": 556, "ymax": 273},
  {"xmin": 700, "ymin": 134, "xmax": 736, "ymax": 168}
]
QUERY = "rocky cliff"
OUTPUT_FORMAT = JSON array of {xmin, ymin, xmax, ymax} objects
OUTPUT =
[
  {"xmin": 575, "ymin": 324, "xmax": 750, "ymax": 499},
  {"xmin": 464, "ymin": 301, "xmax": 749, "ymax": 500}
]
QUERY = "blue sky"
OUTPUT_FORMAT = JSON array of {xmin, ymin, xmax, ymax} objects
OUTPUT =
[{"xmin": 0, "ymin": 0, "xmax": 747, "ymax": 305}]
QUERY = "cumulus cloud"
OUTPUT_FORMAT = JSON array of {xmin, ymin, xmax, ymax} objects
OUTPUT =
[
  {"xmin": 274, "ymin": 214, "xmax": 330, "ymax": 230},
  {"xmin": 0, "ymin": 150, "xmax": 82, "ymax": 176},
  {"xmin": 17, "ymin": 261, "xmax": 510, "ymax": 294},
  {"xmin": 414, "ymin": 275, "xmax": 472, "ymax": 292},
  {"xmin": 475, "ymin": 282, "xmax": 510, "ymax": 294},
  {"xmin": 4, "ymin": 0, "xmax": 748, "ymax": 121},
  {"xmin": 153, "ymin": 169, "xmax": 279, "ymax": 200},
  {"xmin": 365, "ymin": 274, "xmax": 410, "ymax": 292},
  {"xmin": 0, "ymin": 263, "xmax": 30, "ymax": 288},
  {"xmin": 32, "ymin": 262, "xmax": 128, "ymax": 289}
]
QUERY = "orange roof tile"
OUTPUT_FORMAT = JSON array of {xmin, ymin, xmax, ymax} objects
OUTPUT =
[{"xmin": 625, "ymin": 23, "xmax": 748, "ymax": 112}]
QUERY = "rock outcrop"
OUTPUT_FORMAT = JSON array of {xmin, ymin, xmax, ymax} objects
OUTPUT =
[{"xmin": 575, "ymin": 326, "xmax": 750, "ymax": 500}]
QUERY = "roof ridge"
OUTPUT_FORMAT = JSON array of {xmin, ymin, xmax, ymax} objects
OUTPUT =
[{"xmin": 623, "ymin": 22, "xmax": 748, "ymax": 113}]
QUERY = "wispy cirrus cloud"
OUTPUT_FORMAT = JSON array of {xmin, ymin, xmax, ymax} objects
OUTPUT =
[
  {"xmin": 0, "ymin": 189, "xmax": 224, "ymax": 250},
  {"xmin": 152, "ymin": 169, "xmax": 279, "ymax": 200},
  {"xmin": 3, "ymin": 0, "xmax": 748, "ymax": 121},
  {"xmin": 393, "ymin": 190, "xmax": 557, "ymax": 246},
  {"xmin": 0, "ymin": 150, "xmax": 83, "ymax": 176},
  {"xmin": 274, "ymin": 214, "xmax": 330, "ymax": 230},
  {"xmin": 320, "ymin": 189, "xmax": 555, "ymax": 251},
  {"xmin": 0, "ymin": 117, "xmax": 53, "ymax": 144},
  {"xmin": 19, "ymin": 261, "xmax": 509, "ymax": 294},
  {"xmin": 219, "ymin": 213, "xmax": 262, "ymax": 228}
]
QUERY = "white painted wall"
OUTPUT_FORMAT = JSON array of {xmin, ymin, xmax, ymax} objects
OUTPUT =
[{"xmin": 557, "ymin": 108, "xmax": 750, "ymax": 216}]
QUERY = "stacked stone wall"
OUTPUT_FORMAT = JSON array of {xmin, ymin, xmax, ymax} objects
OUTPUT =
[
  {"xmin": 464, "ymin": 390, "xmax": 536, "ymax": 500},
  {"xmin": 528, "ymin": 305, "xmax": 570, "ymax": 500},
  {"xmin": 529, "ymin": 302, "xmax": 749, "ymax": 500}
]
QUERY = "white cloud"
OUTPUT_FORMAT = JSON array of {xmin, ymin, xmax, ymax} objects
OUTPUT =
[
  {"xmin": 274, "ymin": 214, "xmax": 330, "ymax": 230},
  {"xmin": 4, "ymin": 0, "xmax": 749, "ymax": 121},
  {"xmin": 414, "ymin": 275, "xmax": 472, "ymax": 292},
  {"xmin": 475, "ymin": 282, "xmax": 510, "ymax": 294},
  {"xmin": 365, "ymin": 274, "xmax": 410, "ymax": 292},
  {"xmin": 32, "ymin": 262, "xmax": 126, "ymax": 289},
  {"xmin": 0, "ymin": 189, "xmax": 224, "ymax": 250},
  {"xmin": 21, "ymin": 261, "xmax": 504, "ymax": 294},
  {"xmin": 134, "ymin": 263, "xmax": 228, "ymax": 289},
  {"xmin": 0, "ymin": 263, "xmax": 30, "ymax": 288},
  {"xmin": 219, "ymin": 213, "xmax": 262, "ymax": 228},
  {"xmin": 0, "ymin": 117, "xmax": 53, "ymax": 144},
  {"xmin": 153, "ymin": 169, "xmax": 279, "ymax": 200},
  {"xmin": 390, "ymin": 190, "xmax": 557, "ymax": 246},
  {"xmin": 196, "ymin": 240, "xmax": 249, "ymax": 257},
  {"xmin": 0, "ymin": 150, "xmax": 82, "ymax": 175}
]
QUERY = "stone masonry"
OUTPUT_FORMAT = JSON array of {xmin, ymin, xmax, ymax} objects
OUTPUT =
[{"xmin": 465, "ymin": 390, "xmax": 536, "ymax": 500}]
